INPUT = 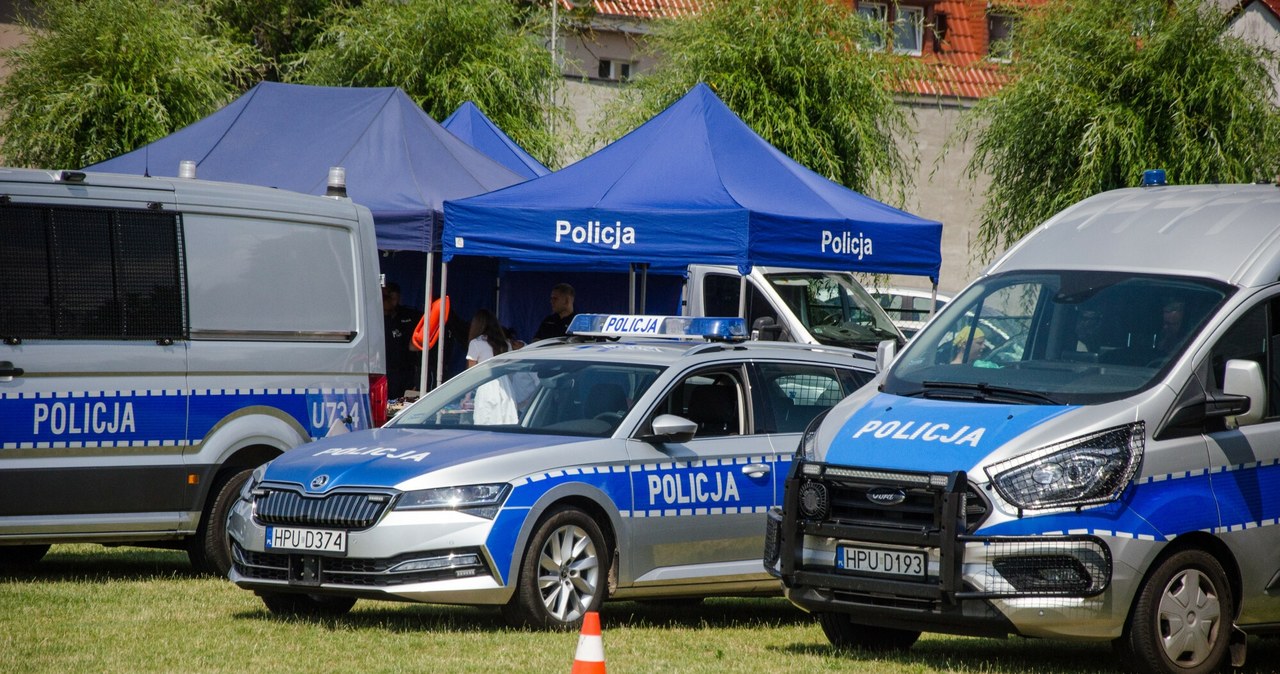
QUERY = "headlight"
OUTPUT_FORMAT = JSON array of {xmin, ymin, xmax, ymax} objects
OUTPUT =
[
  {"xmin": 985, "ymin": 423, "xmax": 1144, "ymax": 510},
  {"xmin": 796, "ymin": 410, "xmax": 830, "ymax": 462},
  {"xmin": 394, "ymin": 483, "xmax": 511, "ymax": 519},
  {"xmin": 240, "ymin": 464, "xmax": 268, "ymax": 501}
]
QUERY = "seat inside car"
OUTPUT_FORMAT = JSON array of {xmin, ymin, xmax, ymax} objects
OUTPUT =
[{"xmin": 686, "ymin": 383, "xmax": 739, "ymax": 436}]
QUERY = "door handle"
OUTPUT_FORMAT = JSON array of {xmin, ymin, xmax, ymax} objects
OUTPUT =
[
  {"xmin": 0, "ymin": 361, "xmax": 24, "ymax": 382},
  {"xmin": 741, "ymin": 463, "xmax": 771, "ymax": 478}
]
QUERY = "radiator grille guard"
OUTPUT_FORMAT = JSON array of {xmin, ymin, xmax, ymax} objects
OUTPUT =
[{"xmin": 253, "ymin": 486, "xmax": 394, "ymax": 530}]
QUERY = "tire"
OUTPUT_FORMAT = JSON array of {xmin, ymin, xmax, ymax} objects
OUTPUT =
[
  {"xmin": 818, "ymin": 612, "xmax": 920, "ymax": 652},
  {"xmin": 501, "ymin": 507, "xmax": 608, "ymax": 630},
  {"xmin": 187, "ymin": 467, "xmax": 253, "ymax": 577},
  {"xmin": 0, "ymin": 544, "xmax": 51, "ymax": 571},
  {"xmin": 259, "ymin": 591, "xmax": 357, "ymax": 618},
  {"xmin": 1116, "ymin": 549, "xmax": 1233, "ymax": 674}
]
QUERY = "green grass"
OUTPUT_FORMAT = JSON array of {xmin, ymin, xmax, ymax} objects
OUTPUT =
[{"xmin": 4, "ymin": 545, "xmax": 1280, "ymax": 673}]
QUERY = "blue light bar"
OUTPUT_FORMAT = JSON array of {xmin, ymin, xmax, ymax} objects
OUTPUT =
[
  {"xmin": 1142, "ymin": 169, "xmax": 1167, "ymax": 186},
  {"xmin": 567, "ymin": 314, "xmax": 747, "ymax": 340}
]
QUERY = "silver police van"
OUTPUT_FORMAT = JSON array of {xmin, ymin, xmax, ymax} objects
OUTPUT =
[
  {"xmin": 227, "ymin": 314, "xmax": 872, "ymax": 628},
  {"xmin": 770, "ymin": 181, "xmax": 1280, "ymax": 674},
  {"xmin": 0, "ymin": 168, "xmax": 385, "ymax": 575}
]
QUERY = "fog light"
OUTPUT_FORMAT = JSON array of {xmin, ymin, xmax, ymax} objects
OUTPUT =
[
  {"xmin": 799, "ymin": 482, "xmax": 829, "ymax": 519},
  {"xmin": 388, "ymin": 553, "xmax": 480, "ymax": 574},
  {"xmin": 993, "ymin": 555, "xmax": 1092, "ymax": 594}
]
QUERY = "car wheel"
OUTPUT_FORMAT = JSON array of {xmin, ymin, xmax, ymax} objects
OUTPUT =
[
  {"xmin": 258, "ymin": 591, "xmax": 357, "ymax": 618},
  {"xmin": 1117, "ymin": 549, "xmax": 1233, "ymax": 674},
  {"xmin": 0, "ymin": 544, "xmax": 51, "ymax": 571},
  {"xmin": 502, "ymin": 507, "xmax": 608, "ymax": 630},
  {"xmin": 818, "ymin": 612, "xmax": 920, "ymax": 652},
  {"xmin": 187, "ymin": 467, "xmax": 253, "ymax": 577}
]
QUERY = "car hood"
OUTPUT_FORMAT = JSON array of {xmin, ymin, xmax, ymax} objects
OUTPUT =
[
  {"xmin": 823, "ymin": 393, "xmax": 1076, "ymax": 473},
  {"xmin": 262, "ymin": 428, "xmax": 594, "ymax": 493}
]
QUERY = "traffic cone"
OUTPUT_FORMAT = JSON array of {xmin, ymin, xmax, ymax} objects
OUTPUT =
[{"xmin": 570, "ymin": 611, "xmax": 606, "ymax": 673}]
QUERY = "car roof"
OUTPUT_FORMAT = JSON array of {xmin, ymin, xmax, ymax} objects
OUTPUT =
[{"xmin": 489, "ymin": 337, "xmax": 876, "ymax": 371}]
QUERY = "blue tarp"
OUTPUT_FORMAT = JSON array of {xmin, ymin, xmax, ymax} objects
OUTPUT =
[
  {"xmin": 87, "ymin": 82, "xmax": 524, "ymax": 252},
  {"xmin": 442, "ymin": 102, "xmax": 550, "ymax": 180},
  {"xmin": 444, "ymin": 83, "xmax": 943, "ymax": 281}
]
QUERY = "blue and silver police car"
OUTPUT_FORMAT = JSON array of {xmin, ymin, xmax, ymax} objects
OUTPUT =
[{"xmin": 227, "ymin": 315, "xmax": 873, "ymax": 628}]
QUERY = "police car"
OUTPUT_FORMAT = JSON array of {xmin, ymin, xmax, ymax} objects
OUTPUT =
[{"xmin": 227, "ymin": 315, "xmax": 874, "ymax": 628}]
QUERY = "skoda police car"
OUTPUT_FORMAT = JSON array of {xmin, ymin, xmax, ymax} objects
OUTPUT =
[{"xmin": 227, "ymin": 314, "xmax": 873, "ymax": 628}]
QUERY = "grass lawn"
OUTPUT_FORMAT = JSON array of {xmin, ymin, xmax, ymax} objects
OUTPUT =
[{"xmin": 3, "ymin": 544, "xmax": 1279, "ymax": 673}]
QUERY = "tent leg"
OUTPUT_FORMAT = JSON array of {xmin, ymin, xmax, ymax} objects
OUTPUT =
[
  {"xmin": 928, "ymin": 282, "xmax": 938, "ymax": 322},
  {"xmin": 436, "ymin": 263, "xmax": 449, "ymax": 388},
  {"xmin": 640, "ymin": 264, "xmax": 648, "ymax": 313},
  {"xmin": 418, "ymin": 251, "xmax": 434, "ymax": 395},
  {"xmin": 738, "ymin": 274, "xmax": 748, "ymax": 319},
  {"xmin": 628, "ymin": 265, "xmax": 636, "ymax": 314}
]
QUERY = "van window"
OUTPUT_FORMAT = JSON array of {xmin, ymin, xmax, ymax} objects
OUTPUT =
[
  {"xmin": 1208, "ymin": 301, "xmax": 1280, "ymax": 419},
  {"xmin": 703, "ymin": 273, "xmax": 777, "ymax": 327},
  {"xmin": 0, "ymin": 204, "xmax": 185, "ymax": 340},
  {"xmin": 885, "ymin": 271, "xmax": 1232, "ymax": 405},
  {"xmin": 763, "ymin": 271, "xmax": 899, "ymax": 350}
]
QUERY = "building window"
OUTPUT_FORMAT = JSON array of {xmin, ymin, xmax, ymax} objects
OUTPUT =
[
  {"xmin": 893, "ymin": 6, "xmax": 924, "ymax": 55},
  {"xmin": 857, "ymin": 1, "xmax": 887, "ymax": 49},
  {"xmin": 988, "ymin": 13, "xmax": 1016, "ymax": 61},
  {"xmin": 597, "ymin": 59, "xmax": 631, "ymax": 82}
]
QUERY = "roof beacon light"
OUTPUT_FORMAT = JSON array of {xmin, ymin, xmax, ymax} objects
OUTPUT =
[
  {"xmin": 178, "ymin": 160, "xmax": 197, "ymax": 180},
  {"xmin": 326, "ymin": 166, "xmax": 347, "ymax": 197},
  {"xmin": 567, "ymin": 314, "xmax": 747, "ymax": 341},
  {"xmin": 1141, "ymin": 169, "xmax": 1166, "ymax": 187}
]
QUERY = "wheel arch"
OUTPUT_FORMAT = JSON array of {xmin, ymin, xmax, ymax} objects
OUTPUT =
[
  {"xmin": 503, "ymin": 483, "xmax": 623, "ymax": 591},
  {"xmin": 1125, "ymin": 531, "xmax": 1242, "ymax": 628}
]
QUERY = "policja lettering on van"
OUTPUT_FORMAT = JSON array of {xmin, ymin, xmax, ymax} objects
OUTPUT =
[
  {"xmin": 33, "ymin": 401, "xmax": 136, "ymax": 435},
  {"xmin": 852, "ymin": 419, "xmax": 986, "ymax": 448},
  {"xmin": 555, "ymin": 220, "xmax": 636, "ymax": 250}
]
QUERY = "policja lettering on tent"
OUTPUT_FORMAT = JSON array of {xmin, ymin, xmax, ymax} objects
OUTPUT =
[{"xmin": 555, "ymin": 219, "xmax": 636, "ymax": 250}]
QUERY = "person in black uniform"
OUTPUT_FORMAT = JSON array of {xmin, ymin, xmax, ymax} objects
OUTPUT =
[
  {"xmin": 533, "ymin": 283, "xmax": 577, "ymax": 341},
  {"xmin": 382, "ymin": 282, "xmax": 423, "ymax": 399}
]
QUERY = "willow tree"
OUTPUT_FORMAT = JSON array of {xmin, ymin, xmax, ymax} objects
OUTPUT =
[
  {"xmin": 598, "ymin": 0, "xmax": 919, "ymax": 203},
  {"xmin": 962, "ymin": 0, "xmax": 1280, "ymax": 260},
  {"xmin": 0, "ymin": 0, "xmax": 256, "ymax": 169},
  {"xmin": 199, "ymin": 0, "xmax": 361, "ymax": 81},
  {"xmin": 285, "ymin": 0, "xmax": 565, "ymax": 168}
]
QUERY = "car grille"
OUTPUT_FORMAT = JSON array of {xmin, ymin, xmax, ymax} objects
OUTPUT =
[
  {"xmin": 231, "ymin": 543, "xmax": 488, "ymax": 587},
  {"xmin": 823, "ymin": 480, "xmax": 989, "ymax": 534},
  {"xmin": 253, "ymin": 487, "xmax": 393, "ymax": 529}
]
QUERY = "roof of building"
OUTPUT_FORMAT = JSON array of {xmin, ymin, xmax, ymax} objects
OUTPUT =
[{"xmin": 578, "ymin": 0, "xmax": 701, "ymax": 19}]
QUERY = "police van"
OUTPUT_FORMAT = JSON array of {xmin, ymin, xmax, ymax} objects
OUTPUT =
[
  {"xmin": 0, "ymin": 168, "xmax": 385, "ymax": 575},
  {"xmin": 769, "ymin": 180, "xmax": 1280, "ymax": 673},
  {"xmin": 227, "ymin": 314, "xmax": 873, "ymax": 628}
]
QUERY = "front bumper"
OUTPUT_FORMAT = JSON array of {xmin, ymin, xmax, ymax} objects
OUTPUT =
[
  {"xmin": 768, "ymin": 464, "xmax": 1126, "ymax": 640},
  {"xmin": 226, "ymin": 493, "xmax": 513, "ymax": 606}
]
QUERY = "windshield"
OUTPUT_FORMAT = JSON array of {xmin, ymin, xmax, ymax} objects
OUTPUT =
[
  {"xmin": 765, "ymin": 271, "xmax": 901, "ymax": 350},
  {"xmin": 388, "ymin": 357, "xmax": 665, "ymax": 437},
  {"xmin": 883, "ymin": 271, "xmax": 1232, "ymax": 405}
]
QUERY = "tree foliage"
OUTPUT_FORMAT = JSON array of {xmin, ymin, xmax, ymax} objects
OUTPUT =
[
  {"xmin": 285, "ymin": 0, "xmax": 565, "ymax": 168},
  {"xmin": 598, "ymin": 0, "xmax": 919, "ymax": 203},
  {"xmin": 199, "ymin": 0, "xmax": 361, "ymax": 81},
  {"xmin": 0, "ymin": 0, "xmax": 256, "ymax": 169},
  {"xmin": 963, "ymin": 0, "xmax": 1280, "ymax": 259}
]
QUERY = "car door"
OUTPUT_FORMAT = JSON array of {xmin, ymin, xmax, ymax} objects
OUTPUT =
[{"xmin": 622, "ymin": 363, "xmax": 775, "ymax": 587}]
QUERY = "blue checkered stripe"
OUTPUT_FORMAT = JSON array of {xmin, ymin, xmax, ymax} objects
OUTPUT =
[
  {"xmin": 979, "ymin": 458, "xmax": 1280, "ymax": 541},
  {"xmin": 1, "ymin": 387, "xmax": 370, "ymax": 449}
]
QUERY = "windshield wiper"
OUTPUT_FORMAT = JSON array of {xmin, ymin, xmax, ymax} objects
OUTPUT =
[{"xmin": 918, "ymin": 380, "xmax": 1062, "ymax": 405}]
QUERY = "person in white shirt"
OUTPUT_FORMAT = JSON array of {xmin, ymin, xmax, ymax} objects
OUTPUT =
[
  {"xmin": 466, "ymin": 309, "xmax": 510, "ymax": 367},
  {"xmin": 465, "ymin": 309, "xmax": 517, "ymax": 425}
]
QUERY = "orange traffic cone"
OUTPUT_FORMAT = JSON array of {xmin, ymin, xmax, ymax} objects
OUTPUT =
[{"xmin": 570, "ymin": 611, "xmax": 607, "ymax": 673}]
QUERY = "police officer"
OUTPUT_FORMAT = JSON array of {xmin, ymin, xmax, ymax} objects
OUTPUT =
[
  {"xmin": 383, "ymin": 282, "xmax": 423, "ymax": 399},
  {"xmin": 533, "ymin": 283, "xmax": 577, "ymax": 341}
]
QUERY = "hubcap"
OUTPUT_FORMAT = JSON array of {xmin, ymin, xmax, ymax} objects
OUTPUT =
[
  {"xmin": 1157, "ymin": 568, "xmax": 1222, "ymax": 667},
  {"xmin": 536, "ymin": 524, "xmax": 599, "ymax": 622}
]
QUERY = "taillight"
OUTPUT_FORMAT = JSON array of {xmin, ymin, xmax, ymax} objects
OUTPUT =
[{"xmin": 369, "ymin": 374, "xmax": 388, "ymax": 427}]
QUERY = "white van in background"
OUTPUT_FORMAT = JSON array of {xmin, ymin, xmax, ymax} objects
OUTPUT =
[
  {"xmin": 686, "ymin": 265, "xmax": 905, "ymax": 354},
  {"xmin": 0, "ymin": 168, "xmax": 386, "ymax": 575}
]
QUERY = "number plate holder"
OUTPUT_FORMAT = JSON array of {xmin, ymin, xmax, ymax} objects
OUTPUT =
[
  {"xmin": 265, "ymin": 525, "xmax": 347, "ymax": 555},
  {"xmin": 836, "ymin": 544, "xmax": 927, "ymax": 580}
]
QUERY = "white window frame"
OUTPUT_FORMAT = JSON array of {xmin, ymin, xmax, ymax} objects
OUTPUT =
[
  {"xmin": 597, "ymin": 59, "xmax": 632, "ymax": 82},
  {"xmin": 857, "ymin": 2, "xmax": 888, "ymax": 50},
  {"xmin": 893, "ymin": 6, "xmax": 925, "ymax": 56}
]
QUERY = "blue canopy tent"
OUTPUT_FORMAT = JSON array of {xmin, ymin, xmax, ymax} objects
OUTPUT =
[
  {"xmin": 442, "ymin": 101, "xmax": 550, "ymax": 180},
  {"xmin": 88, "ymin": 81, "xmax": 527, "ymax": 392},
  {"xmin": 441, "ymin": 83, "xmax": 943, "ymax": 385},
  {"xmin": 444, "ymin": 83, "xmax": 941, "ymax": 277}
]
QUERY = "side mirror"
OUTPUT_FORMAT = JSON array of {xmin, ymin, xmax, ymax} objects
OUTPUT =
[
  {"xmin": 1223, "ymin": 359, "xmax": 1266, "ymax": 427},
  {"xmin": 875, "ymin": 339, "xmax": 897, "ymax": 372},
  {"xmin": 751, "ymin": 316, "xmax": 783, "ymax": 341},
  {"xmin": 644, "ymin": 414, "xmax": 697, "ymax": 443}
]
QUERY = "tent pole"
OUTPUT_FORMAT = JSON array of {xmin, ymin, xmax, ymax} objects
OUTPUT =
[
  {"xmin": 418, "ymin": 251, "xmax": 434, "ymax": 395},
  {"xmin": 494, "ymin": 274, "xmax": 501, "ymax": 321},
  {"xmin": 628, "ymin": 265, "xmax": 636, "ymax": 313},
  {"xmin": 738, "ymin": 274, "xmax": 747, "ymax": 319},
  {"xmin": 929, "ymin": 282, "xmax": 938, "ymax": 321},
  {"xmin": 436, "ymin": 262, "xmax": 449, "ymax": 388},
  {"xmin": 640, "ymin": 264, "xmax": 648, "ymax": 313}
]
